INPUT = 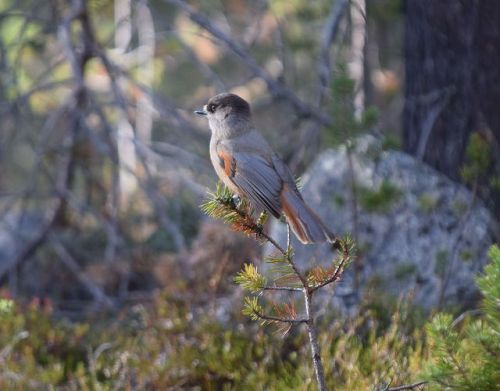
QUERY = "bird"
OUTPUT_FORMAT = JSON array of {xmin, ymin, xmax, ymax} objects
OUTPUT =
[{"xmin": 195, "ymin": 93, "xmax": 335, "ymax": 244}]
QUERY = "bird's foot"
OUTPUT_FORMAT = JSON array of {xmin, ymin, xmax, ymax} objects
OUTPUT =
[
  {"xmin": 230, "ymin": 194, "xmax": 241, "ymax": 209},
  {"xmin": 257, "ymin": 211, "xmax": 268, "ymax": 229}
]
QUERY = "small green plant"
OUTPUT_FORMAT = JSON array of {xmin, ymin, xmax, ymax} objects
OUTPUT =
[
  {"xmin": 452, "ymin": 199, "xmax": 468, "ymax": 217},
  {"xmin": 418, "ymin": 193, "xmax": 438, "ymax": 214},
  {"xmin": 424, "ymin": 245, "xmax": 500, "ymax": 390},
  {"xmin": 202, "ymin": 183, "xmax": 352, "ymax": 390},
  {"xmin": 459, "ymin": 249, "xmax": 474, "ymax": 262},
  {"xmin": 434, "ymin": 249, "xmax": 449, "ymax": 276},
  {"xmin": 333, "ymin": 193, "xmax": 346, "ymax": 207},
  {"xmin": 0, "ymin": 299, "xmax": 14, "ymax": 315},
  {"xmin": 324, "ymin": 65, "xmax": 379, "ymax": 147},
  {"xmin": 382, "ymin": 134, "xmax": 402, "ymax": 150},
  {"xmin": 324, "ymin": 65, "xmax": 382, "ymax": 286},
  {"xmin": 460, "ymin": 133, "xmax": 492, "ymax": 186},
  {"xmin": 490, "ymin": 175, "xmax": 500, "ymax": 193},
  {"xmin": 393, "ymin": 262, "xmax": 418, "ymax": 280},
  {"xmin": 359, "ymin": 180, "xmax": 402, "ymax": 213}
]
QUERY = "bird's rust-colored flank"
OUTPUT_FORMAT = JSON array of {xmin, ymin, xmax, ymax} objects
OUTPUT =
[{"xmin": 217, "ymin": 150, "xmax": 236, "ymax": 178}]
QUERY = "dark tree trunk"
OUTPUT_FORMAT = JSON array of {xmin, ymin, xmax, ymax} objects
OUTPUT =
[
  {"xmin": 403, "ymin": 0, "xmax": 478, "ymax": 178},
  {"xmin": 474, "ymin": 1, "xmax": 500, "ymax": 143},
  {"xmin": 403, "ymin": 0, "xmax": 500, "ymax": 219}
]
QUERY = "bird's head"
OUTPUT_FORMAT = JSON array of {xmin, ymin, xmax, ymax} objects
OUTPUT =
[{"xmin": 195, "ymin": 93, "xmax": 252, "ymax": 136}]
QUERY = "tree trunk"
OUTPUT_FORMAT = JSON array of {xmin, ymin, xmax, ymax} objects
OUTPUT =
[
  {"xmin": 403, "ymin": 0, "xmax": 500, "ymax": 220},
  {"xmin": 403, "ymin": 0, "xmax": 478, "ymax": 178}
]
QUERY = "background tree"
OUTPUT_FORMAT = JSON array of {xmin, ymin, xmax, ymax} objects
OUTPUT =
[{"xmin": 403, "ymin": 0, "xmax": 500, "ymax": 218}]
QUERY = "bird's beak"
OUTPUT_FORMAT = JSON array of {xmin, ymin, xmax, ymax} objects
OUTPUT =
[{"xmin": 194, "ymin": 108, "xmax": 207, "ymax": 116}]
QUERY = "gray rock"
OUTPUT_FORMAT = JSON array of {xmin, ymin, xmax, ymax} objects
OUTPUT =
[{"xmin": 269, "ymin": 136, "xmax": 498, "ymax": 312}]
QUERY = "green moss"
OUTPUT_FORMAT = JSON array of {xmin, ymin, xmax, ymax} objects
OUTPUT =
[
  {"xmin": 452, "ymin": 199, "xmax": 469, "ymax": 217},
  {"xmin": 366, "ymin": 273, "xmax": 385, "ymax": 290},
  {"xmin": 489, "ymin": 175, "xmax": 500, "ymax": 193},
  {"xmin": 418, "ymin": 193, "xmax": 438, "ymax": 214},
  {"xmin": 393, "ymin": 263, "xmax": 417, "ymax": 280},
  {"xmin": 460, "ymin": 132, "xmax": 492, "ymax": 185},
  {"xmin": 382, "ymin": 134, "xmax": 402, "ymax": 150},
  {"xmin": 359, "ymin": 180, "xmax": 402, "ymax": 213},
  {"xmin": 323, "ymin": 64, "xmax": 373, "ymax": 147},
  {"xmin": 361, "ymin": 106, "xmax": 380, "ymax": 129},
  {"xmin": 459, "ymin": 249, "xmax": 474, "ymax": 263},
  {"xmin": 144, "ymin": 227, "xmax": 177, "ymax": 253},
  {"xmin": 333, "ymin": 194, "xmax": 346, "ymax": 207},
  {"xmin": 434, "ymin": 249, "xmax": 449, "ymax": 276}
]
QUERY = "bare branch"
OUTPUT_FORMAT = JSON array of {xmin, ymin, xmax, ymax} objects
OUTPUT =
[
  {"xmin": 318, "ymin": 0, "xmax": 349, "ymax": 108},
  {"xmin": 450, "ymin": 309, "xmax": 483, "ymax": 328},
  {"xmin": 259, "ymin": 230, "xmax": 308, "ymax": 288},
  {"xmin": 164, "ymin": 0, "xmax": 331, "ymax": 126},
  {"xmin": 0, "ymin": 206, "xmax": 57, "ymax": 283},
  {"xmin": 309, "ymin": 244, "xmax": 350, "ymax": 293},
  {"xmin": 416, "ymin": 89, "xmax": 453, "ymax": 160},
  {"xmin": 51, "ymin": 239, "xmax": 114, "ymax": 308},
  {"xmin": 290, "ymin": 0, "xmax": 348, "ymax": 170},
  {"xmin": 253, "ymin": 310, "xmax": 307, "ymax": 325},
  {"xmin": 0, "ymin": 0, "xmax": 96, "ymax": 283},
  {"xmin": 165, "ymin": 24, "xmax": 226, "ymax": 92},
  {"xmin": 262, "ymin": 286, "xmax": 302, "ymax": 292},
  {"xmin": 385, "ymin": 381, "xmax": 428, "ymax": 391}
]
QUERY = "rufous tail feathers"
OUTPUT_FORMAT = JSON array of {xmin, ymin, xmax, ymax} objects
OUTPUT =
[{"xmin": 280, "ymin": 185, "xmax": 336, "ymax": 244}]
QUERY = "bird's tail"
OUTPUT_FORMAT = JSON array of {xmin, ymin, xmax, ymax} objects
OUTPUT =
[{"xmin": 280, "ymin": 185, "xmax": 336, "ymax": 244}]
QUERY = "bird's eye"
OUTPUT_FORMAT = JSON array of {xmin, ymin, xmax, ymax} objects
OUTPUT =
[{"xmin": 208, "ymin": 104, "xmax": 217, "ymax": 113}]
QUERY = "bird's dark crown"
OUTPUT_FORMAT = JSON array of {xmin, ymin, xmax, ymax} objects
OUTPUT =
[{"xmin": 206, "ymin": 93, "xmax": 251, "ymax": 116}]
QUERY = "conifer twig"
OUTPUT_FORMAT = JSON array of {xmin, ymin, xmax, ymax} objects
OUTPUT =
[
  {"xmin": 310, "ymin": 240, "xmax": 350, "ymax": 293},
  {"xmin": 385, "ymin": 380, "xmax": 428, "ymax": 391},
  {"xmin": 262, "ymin": 286, "xmax": 303, "ymax": 292},
  {"xmin": 202, "ymin": 183, "xmax": 352, "ymax": 391},
  {"xmin": 261, "ymin": 226, "xmax": 307, "ymax": 288},
  {"xmin": 252, "ymin": 311, "xmax": 307, "ymax": 324}
]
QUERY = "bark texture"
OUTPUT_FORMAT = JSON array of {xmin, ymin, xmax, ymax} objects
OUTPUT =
[{"xmin": 403, "ymin": 0, "xmax": 500, "ymax": 219}]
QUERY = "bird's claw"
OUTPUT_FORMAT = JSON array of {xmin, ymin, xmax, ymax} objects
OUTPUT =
[
  {"xmin": 230, "ymin": 194, "xmax": 241, "ymax": 209},
  {"xmin": 257, "ymin": 211, "xmax": 268, "ymax": 228}
]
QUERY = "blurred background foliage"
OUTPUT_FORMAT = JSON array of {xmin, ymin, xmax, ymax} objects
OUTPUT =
[{"xmin": 0, "ymin": 0, "xmax": 498, "ymax": 389}]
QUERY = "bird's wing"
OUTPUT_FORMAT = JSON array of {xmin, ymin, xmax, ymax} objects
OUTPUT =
[
  {"xmin": 271, "ymin": 152, "xmax": 304, "ymax": 199},
  {"xmin": 216, "ymin": 146, "xmax": 282, "ymax": 218}
]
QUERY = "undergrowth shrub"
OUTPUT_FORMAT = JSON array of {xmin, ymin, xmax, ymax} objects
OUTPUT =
[
  {"xmin": 423, "ymin": 244, "xmax": 500, "ymax": 390},
  {"xmin": 0, "ymin": 245, "xmax": 497, "ymax": 390},
  {"xmin": 0, "ymin": 293, "xmax": 426, "ymax": 390}
]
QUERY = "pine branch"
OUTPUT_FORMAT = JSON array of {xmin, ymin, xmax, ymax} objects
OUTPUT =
[
  {"xmin": 242, "ymin": 297, "xmax": 305, "ymax": 324},
  {"xmin": 201, "ymin": 184, "xmax": 309, "ymax": 288},
  {"xmin": 234, "ymin": 264, "xmax": 266, "ymax": 293},
  {"xmin": 201, "ymin": 183, "xmax": 353, "ymax": 391},
  {"xmin": 265, "ymin": 250, "xmax": 303, "ymax": 288},
  {"xmin": 262, "ymin": 285, "xmax": 302, "ymax": 292},
  {"xmin": 201, "ymin": 183, "xmax": 264, "ymax": 240},
  {"xmin": 254, "ymin": 312, "xmax": 307, "ymax": 325},
  {"xmin": 385, "ymin": 381, "xmax": 428, "ymax": 391},
  {"xmin": 307, "ymin": 234, "xmax": 353, "ymax": 292}
]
